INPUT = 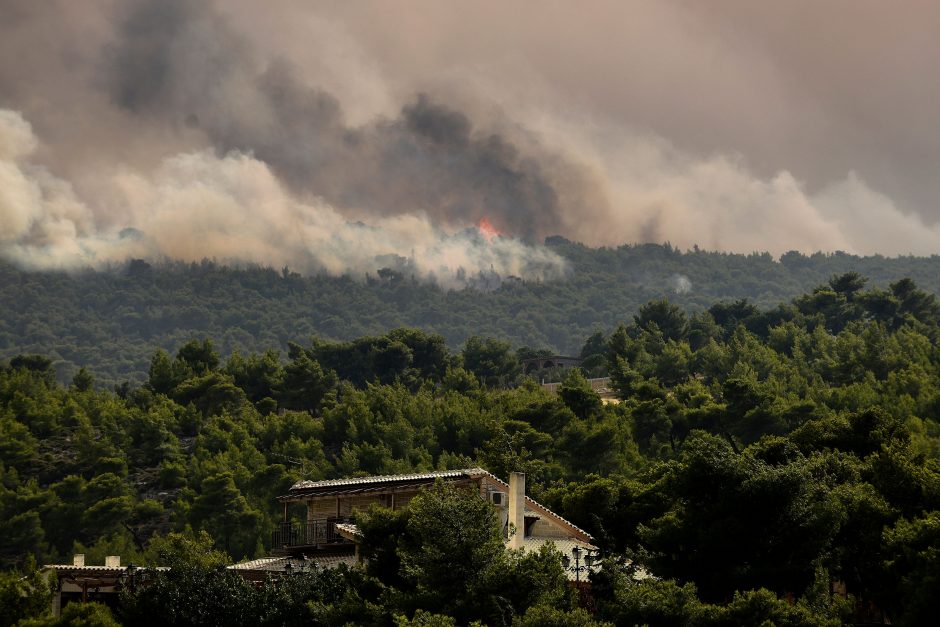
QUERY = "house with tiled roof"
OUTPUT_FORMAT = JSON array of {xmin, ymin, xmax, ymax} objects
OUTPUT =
[
  {"xmin": 248, "ymin": 468, "xmax": 598, "ymax": 581},
  {"xmin": 42, "ymin": 469, "xmax": 601, "ymax": 616},
  {"xmin": 40, "ymin": 555, "xmax": 170, "ymax": 616}
]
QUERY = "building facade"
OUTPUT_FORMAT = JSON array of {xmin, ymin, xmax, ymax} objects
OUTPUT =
[{"xmin": 269, "ymin": 467, "xmax": 597, "ymax": 579}]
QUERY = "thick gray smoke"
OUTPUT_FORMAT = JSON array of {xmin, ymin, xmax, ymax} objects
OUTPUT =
[
  {"xmin": 101, "ymin": 0, "xmax": 595, "ymax": 239},
  {"xmin": 0, "ymin": 109, "xmax": 567, "ymax": 286},
  {"xmin": 1, "ymin": 0, "xmax": 939, "ymax": 276},
  {"xmin": 0, "ymin": 0, "xmax": 580, "ymax": 284}
]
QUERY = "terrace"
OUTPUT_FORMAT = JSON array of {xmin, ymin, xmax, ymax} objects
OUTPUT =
[{"xmin": 270, "ymin": 517, "xmax": 355, "ymax": 553}]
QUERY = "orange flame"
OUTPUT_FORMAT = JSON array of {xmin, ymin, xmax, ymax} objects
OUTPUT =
[{"xmin": 476, "ymin": 216, "xmax": 501, "ymax": 242}]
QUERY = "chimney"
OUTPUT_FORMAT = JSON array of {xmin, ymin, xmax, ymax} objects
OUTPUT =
[
  {"xmin": 508, "ymin": 472, "xmax": 525, "ymax": 550},
  {"xmin": 105, "ymin": 555, "xmax": 121, "ymax": 568},
  {"xmin": 73, "ymin": 554, "xmax": 85, "ymax": 567}
]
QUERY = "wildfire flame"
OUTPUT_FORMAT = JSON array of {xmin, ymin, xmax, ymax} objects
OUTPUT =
[{"xmin": 476, "ymin": 216, "xmax": 501, "ymax": 242}]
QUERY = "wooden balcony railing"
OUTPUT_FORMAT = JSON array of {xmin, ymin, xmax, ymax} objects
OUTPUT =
[{"xmin": 271, "ymin": 518, "xmax": 354, "ymax": 551}]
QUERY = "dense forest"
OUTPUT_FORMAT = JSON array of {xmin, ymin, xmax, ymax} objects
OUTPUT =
[
  {"xmin": 5, "ymin": 240, "xmax": 940, "ymax": 388},
  {"xmin": 2, "ymin": 272, "xmax": 940, "ymax": 625}
]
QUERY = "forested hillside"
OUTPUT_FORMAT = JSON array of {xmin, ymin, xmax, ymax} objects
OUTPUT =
[
  {"xmin": 2, "ymin": 274, "xmax": 940, "ymax": 625},
  {"xmin": 4, "ymin": 241, "xmax": 940, "ymax": 387}
]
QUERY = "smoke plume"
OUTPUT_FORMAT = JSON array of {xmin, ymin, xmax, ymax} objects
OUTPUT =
[
  {"xmin": 0, "ymin": 110, "xmax": 566, "ymax": 286},
  {"xmin": 1, "ymin": 0, "xmax": 939, "ymax": 280},
  {"xmin": 670, "ymin": 274, "xmax": 692, "ymax": 295}
]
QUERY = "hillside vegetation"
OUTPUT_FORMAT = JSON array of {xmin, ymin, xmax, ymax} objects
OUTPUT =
[
  {"xmin": 4, "ymin": 241, "xmax": 940, "ymax": 387},
  {"xmin": 2, "ymin": 273, "xmax": 940, "ymax": 624}
]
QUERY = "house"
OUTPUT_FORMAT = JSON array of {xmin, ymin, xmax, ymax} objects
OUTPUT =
[
  {"xmin": 42, "ymin": 467, "xmax": 599, "ymax": 616},
  {"xmin": 520, "ymin": 354, "xmax": 583, "ymax": 374},
  {"xmin": 258, "ymin": 467, "xmax": 599, "ymax": 581},
  {"xmin": 541, "ymin": 376, "xmax": 617, "ymax": 403},
  {"xmin": 39, "ymin": 554, "xmax": 169, "ymax": 616}
]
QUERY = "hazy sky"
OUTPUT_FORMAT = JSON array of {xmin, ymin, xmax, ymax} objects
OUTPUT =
[{"xmin": 1, "ymin": 0, "xmax": 939, "ymax": 276}]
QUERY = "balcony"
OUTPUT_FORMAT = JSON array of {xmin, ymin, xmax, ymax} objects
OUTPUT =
[{"xmin": 270, "ymin": 518, "xmax": 354, "ymax": 553}]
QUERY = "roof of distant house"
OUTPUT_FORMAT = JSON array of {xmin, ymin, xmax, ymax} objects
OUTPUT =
[
  {"xmin": 41, "ymin": 565, "xmax": 170, "ymax": 573},
  {"xmin": 229, "ymin": 553, "xmax": 356, "ymax": 573},
  {"xmin": 286, "ymin": 468, "xmax": 488, "ymax": 492}
]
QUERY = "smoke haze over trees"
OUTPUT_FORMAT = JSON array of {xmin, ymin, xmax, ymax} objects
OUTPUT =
[
  {"xmin": 4, "ymin": 242, "xmax": 940, "ymax": 387},
  {"xmin": 4, "ymin": 0, "xmax": 940, "ymax": 280}
]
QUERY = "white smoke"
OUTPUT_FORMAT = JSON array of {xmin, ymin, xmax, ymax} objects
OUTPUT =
[
  {"xmin": 0, "ymin": 110, "xmax": 95, "ymax": 265},
  {"xmin": 0, "ymin": 109, "xmax": 568, "ymax": 288},
  {"xmin": 670, "ymin": 274, "xmax": 692, "ymax": 294},
  {"xmin": 811, "ymin": 172, "xmax": 940, "ymax": 257},
  {"xmin": 516, "ymin": 110, "xmax": 940, "ymax": 256},
  {"xmin": 3, "ymin": 3, "xmax": 939, "ymax": 265}
]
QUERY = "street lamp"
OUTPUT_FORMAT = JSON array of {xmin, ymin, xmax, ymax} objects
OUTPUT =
[{"xmin": 560, "ymin": 546, "xmax": 598, "ymax": 583}]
